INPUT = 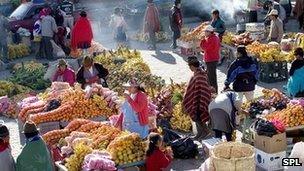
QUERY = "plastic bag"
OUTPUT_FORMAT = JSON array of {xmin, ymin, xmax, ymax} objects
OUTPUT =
[
  {"xmin": 82, "ymin": 151, "xmax": 116, "ymax": 171},
  {"xmin": 162, "ymin": 127, "xmax": 181, "ymax": 144},
  {"xmin": 51, "ymin": 40, "xmax": 65, "ymax": 58},
  {"xmin": 254, "ymin": 119, "xmax": 278, "ymax": 137},
  {"xmin": 171, "ymin": 137, "xmax": 198, "ymax": 159}
]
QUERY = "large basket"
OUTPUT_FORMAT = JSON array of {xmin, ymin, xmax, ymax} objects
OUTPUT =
[{"xmin": 211, "ymin": 142, "xmax": 255, "ymax": 171}]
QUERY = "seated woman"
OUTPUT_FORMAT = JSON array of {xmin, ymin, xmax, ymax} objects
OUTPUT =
[
  {"xmin": 146, "ymin": 133, "xmax": 173, "ymax": 171},
  {"xmin": 121, "ymin": 79, "xmax": 149, "ymax": 139},
  {"xmin": 287, "ymin": 48, "xmax": 304, "ymax": 98},
  {"xmin": 52, "ymin": 59, "xmax": 76, "ymax": 86},
  {"xmin": 76, "ymin": 56, "xmax": 109, "ymax": 89}
]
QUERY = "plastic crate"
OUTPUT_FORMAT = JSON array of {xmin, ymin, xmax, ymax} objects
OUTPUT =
[{"xmin": 259, "ymin": 62, "xmax": 288, "ymax": 83}]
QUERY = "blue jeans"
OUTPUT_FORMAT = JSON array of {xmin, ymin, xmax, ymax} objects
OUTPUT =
[{"xmin": 172, "ymin": 29, "xmax": 181, "ymax": 49}]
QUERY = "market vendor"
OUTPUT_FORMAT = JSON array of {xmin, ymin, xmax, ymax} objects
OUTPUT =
[
  {"xmin": 200, "ymin": 25, "xmax": 221, "ymax": 93},
  {"xmin": 122, "ymin": 79, "xmax": 149, "ymax": 139},
  {"xmin": 208, "ymin": 90, "xmax": 242, "ymax": 141},
  {"xmin": 267, "ymin": 9, "xmax": 284, "ymax": 43},
  {"xmin": 76, "ymin": 56, "xmax": 109, "ymax": 89},
  {"xmin": 224, "ymin": 45, "xmax": 259, "ymax": 101},
  {"xmin": 287, "ymin": 48, "xmax": 304, "ymax": 98},
  {"xmin": 0, "ymin": 123, "xmax": 15, "ymax": 171},
  {"xmin": 183, "ymin": 56, "xmax": 212, "ymax": 140},
  {"xmin": 16, "ymin": 121, "xmax": 53, "ymax": 171},
  {"xmin": 52, "ymin": 59, "xmax": 76, "ymax": 86},
  {"xmin": 210, "ymin": 9, "xmax": 226, "ymax": 41}
]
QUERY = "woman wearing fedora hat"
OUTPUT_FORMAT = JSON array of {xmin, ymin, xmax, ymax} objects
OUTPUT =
[
  {"xmin": 0, "ymin": 122, "xmax": 15, "ymax": 171},
  {"xmin": 16, "ymin": 121, "xmax": 53, "ymax": 171},
  {"xmin": 267, "ymin": 9, "xmax": 284, "ymax": 43},
  {"xmin": 120, "ymin": 79, "xmax": 149, "ymax": 139},
  {"xmin": 52, "ymin": 59, "xmax": 76, "ymax": 86}
]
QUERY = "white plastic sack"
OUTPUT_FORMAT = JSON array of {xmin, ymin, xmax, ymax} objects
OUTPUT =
[
  {"xmin": 51, "ymin": 40, "xmax": 65, "ymax": 58},
  {"xmin": 285, "ymin": 142, "xmax": 304, "ymax": 171},
  {"xmin": 44, "ymin": 59, "xmax": 80, "ymax": 81}
]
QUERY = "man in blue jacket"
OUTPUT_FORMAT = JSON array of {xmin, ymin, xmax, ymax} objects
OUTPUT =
[{"xmin": 224, "ymin": 45, "xmax": 259, "ymax": 102}]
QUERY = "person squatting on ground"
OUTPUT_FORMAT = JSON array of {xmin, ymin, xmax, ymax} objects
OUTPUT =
[
  {"xmin": 169, "ymin": 0, "xmax": 183, "ymax": 50},
  {"xmin": 182, "ymin": 56, "xmax": 212, "ymax": 140},
  {"xmin": 144, "ymin": 0, "xmax": 160, "ymax": 50},
  {"xmin": 52, "ymin": 59, "xmax": 76, "ymax": 86}
]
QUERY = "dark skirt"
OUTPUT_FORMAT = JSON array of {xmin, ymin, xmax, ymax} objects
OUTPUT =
[
  {"xmin": 77, "ymin": 42, "xmax": 91, "ymax": 49},
  {"xmin": 209, "ymin": 108, "xmax": 233, "ymax": 134}
]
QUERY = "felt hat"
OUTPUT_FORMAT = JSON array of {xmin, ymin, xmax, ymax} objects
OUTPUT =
[
  {"xmin": 122, "ymin": 79, "xmax": 140, "ymax": 87},
  {"xmin": 268, "ymin": 9, "xmax": 279, "ymax": 16},
  {"xmin": 58, "ymin": 59, "xmax": 67, "ymax": 67},
  {"xmin": 204, "ymin": 25, "xmax": 215, "ymax": 32},
  {"xmin": 22, "ymin": 121, "xmax": 39, "ymax": 134}
]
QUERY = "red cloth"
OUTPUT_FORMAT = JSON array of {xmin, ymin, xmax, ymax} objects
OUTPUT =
[
  {"xmin": 0, "ymin": 142, "xmax": 9, "ymax": 153},
  {"xmin": 146, "ymin": 148, "xmax": 172, "ymax": 171},
  {"xmin": 144, "ymin": 3, "xmax": 160, "ymax": 33},
  {"xmin": 182, "ymin": 68, "xmax": 212, "ymax": 123},
  {"xmin": 200, "ymin": 34, "xmax": 221, "ymax": 62},
  {"xmin": 71, "ymin": 17, "xmax": 93, "ymax": 50},
  {"xmin": 52, "ymin": 67, "xmax": 76, "ymax": 86},
  {"xmin": 127, "ymin": 91, "xmax": 149, "ymax": 126}
]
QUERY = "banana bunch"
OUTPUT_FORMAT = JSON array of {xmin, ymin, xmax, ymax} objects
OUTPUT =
[
  {"xmin": 8, "ymin": 43, "xmax": 30, "ymax": 59},
  {"xmin": 122, "ymin": 58, "xmax": 151, "ymax": 73},
  {"xmin": 0, "ymin": 80, "xmax": 31, "ymax": 97},
  {"xmin": 286, "ymin": 50, "xmax": 295, "ymax": 63},
  {"xmin": 13, "ymin": 61, "xmax": 44, "ymax": 73},
  {"xmin": 259, "ymin": 48, "xmax": 286, "ymax": 62},
  {"xmin": 295, "ymin": 33, "xmax": 304, "ymax": 49},
  {"xmin": 170, "ymin": 102, "xmax": 192, "ymax": 132},
  {"xmin": 222, "ymin": 32, "xmax": 234, "ymax": 45},
  {"xmin": 65, "ymin": 143, "xmax": 93, "ymax": 171}
]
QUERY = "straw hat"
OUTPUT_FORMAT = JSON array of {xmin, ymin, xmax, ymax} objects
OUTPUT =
[
  {"xmin": 22, "ymin": 121, "xmax": 39, "ymax": 134},
  {"xmin": 57, "ymin": 59, "xmax": 67, "ymax": 67},
  {"xmin": 204, "ymin": 25, "xmax": 215, "ymax": 32},
  {"xmin": 268, "ymin": 9, "xmax": 279, "ymax": 16}
]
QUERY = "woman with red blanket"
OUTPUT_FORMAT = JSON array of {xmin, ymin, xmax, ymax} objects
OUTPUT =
[
  {"xmin": 144, "ymin": 0, "xmax": 160, "ymax": 50},
  {"xmin": 71, "ymin": 11, "xmax": 93, "ymax": 55}
]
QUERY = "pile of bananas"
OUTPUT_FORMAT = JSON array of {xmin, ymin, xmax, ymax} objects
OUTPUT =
[
  {"xmin": 259, "ymin": 48, "xmax": 286, "ymax": 63},
  {"xmin": 9, "ymin": 61, "xmax": 50, "ymax": 90},
  {"xmin": 65, "ymin": 143, "xmax": 93, "ymax": 171},
  {"xmin": 222, "ymin": 32, "xmax": 234, "ymax": 45},
  {"xmin": 133, "ymin": 31, "xmax": 169, "ymax": 43},
  {"xmin": 0, "ymin": 80, "xmax": 31, "ymax": 97},
  {"xmin": 94, "ymin": 47, "xmax": 165, "ymax": 96},
  {"xmin": 295, "ymin": 33, "xmax": 304, "ymax": 49},
  {"xmin": 8, "ymin": 44, "xmax": 30, "ymax": 60},
  {"xmin": 170, "ymin": 102, "xmax": 192, "ymax": 132}
]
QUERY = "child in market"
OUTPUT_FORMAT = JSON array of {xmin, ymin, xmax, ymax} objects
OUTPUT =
[
  {"xmin": 0, "ymin": 121, "xmax": 16, "ymax": 171},
  {"xmin": 145, "ymin": 133, "xmax": 173, "ymax": 171}
]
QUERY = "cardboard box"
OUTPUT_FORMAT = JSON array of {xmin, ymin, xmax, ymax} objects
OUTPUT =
[
  {"xmin": 254, "ymin": 132, "xmax": 287, "ymax": 153},
  {"xmin": 255, "ymin": 148, "xmax": 286, "ymax": 171}
]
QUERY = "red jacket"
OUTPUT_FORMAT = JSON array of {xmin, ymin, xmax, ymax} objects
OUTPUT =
[
  {"xmin": 144, "ymin": 3, "xmax": 160, "ymax": 33},
  {"xmin": 52, "ymin": 67, "xmax": 76, "ymax": 86},
  {"xmin": 71, "ymin": 17, "xmax": 93, "ymax": 50},
  {"xmin": 146, "ymin": 148, "xmax": 172, "ymax": 171},
  {"xmin": 127, "ymin": 91, "xmax": 149, "ymax": 126},
  {"xmin": 200, "ymin": 34, "xmax": 221, "ymax": 63}
]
